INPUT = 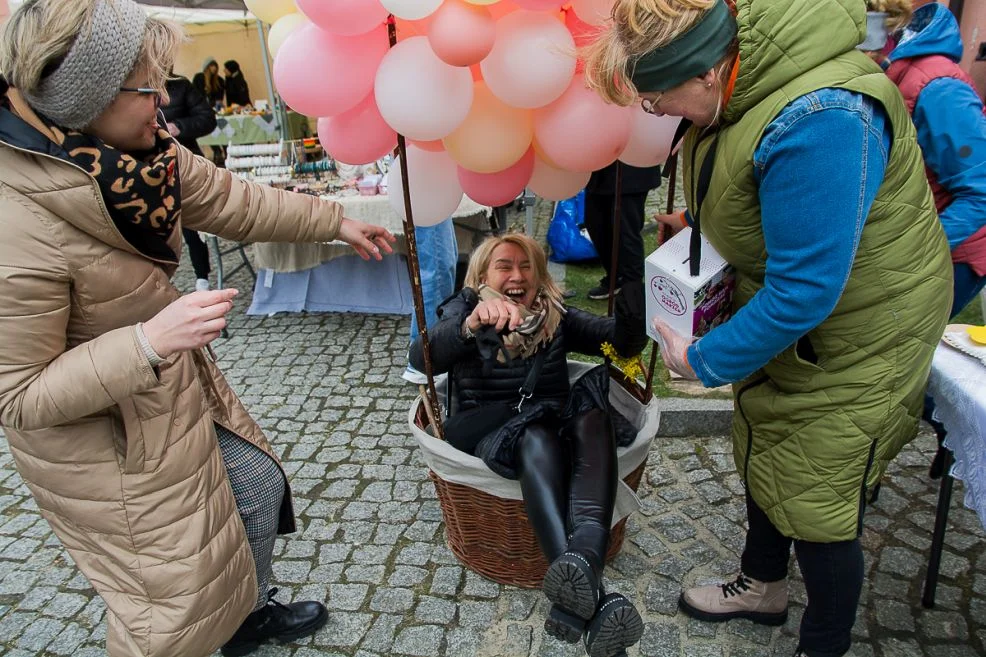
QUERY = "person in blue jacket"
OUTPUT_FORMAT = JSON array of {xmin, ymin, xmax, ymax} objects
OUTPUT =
[{"xmin": 864, "ymin": 0, "xmax": 986, "ymax": 316}]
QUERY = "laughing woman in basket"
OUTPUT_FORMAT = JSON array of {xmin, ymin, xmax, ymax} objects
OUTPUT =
[
  {"xmin": 410, "ymin": 233, "xmax": 648, "ymax": 657},
  {"xmin": 0, "ymin": 1, "xmax": 394, "ymax": 656}
]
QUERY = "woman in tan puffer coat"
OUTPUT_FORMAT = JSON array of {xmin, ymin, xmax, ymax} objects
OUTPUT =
[{"xmin": 0, "ymin": 1, "xmax": 395, "ymax": 656}]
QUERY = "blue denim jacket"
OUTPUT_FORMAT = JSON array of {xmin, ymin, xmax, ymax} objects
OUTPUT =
[{"xmin": 687, "ymin": 88, "xmax": 892, "ymax": 387}]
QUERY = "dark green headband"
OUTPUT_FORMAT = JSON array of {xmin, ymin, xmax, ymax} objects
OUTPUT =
[{"xmin": 629, "ymin": 0, "xmax": 738, "ymax": 93}]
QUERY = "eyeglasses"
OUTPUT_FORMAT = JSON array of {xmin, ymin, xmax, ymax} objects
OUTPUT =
[
  {"xmin": 640, "ymin": 92, "xmax": 663, "ymax": 114},
  {"xmin": 119, "ymin": 87, "xmax": 163, "ymax": 108}
]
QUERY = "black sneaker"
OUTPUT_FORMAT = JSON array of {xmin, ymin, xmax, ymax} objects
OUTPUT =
[
  {"xmin": 587, "ymin": 284, "xmax": 621, "ymax": 300},
  {"xmin": 221, "ymin": 588, "xmax": 329, "ymax": 656}
]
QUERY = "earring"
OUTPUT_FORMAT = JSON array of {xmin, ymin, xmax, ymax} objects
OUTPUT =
[{"xmin": 706, "ymin": 81, "xmax": 713, "ymax": 88}]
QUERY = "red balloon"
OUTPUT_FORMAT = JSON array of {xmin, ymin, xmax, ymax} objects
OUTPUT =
[
  {"xmin": 458, "ymin": 147, "xmax": 536, "ymax": 206},
  {"xmin": 513, "ymin": 0, "xmax": 566, "ymax": 11},
  {"xmin": 317, "ymin": 92, "xmax": 397, "ymax": 165}
]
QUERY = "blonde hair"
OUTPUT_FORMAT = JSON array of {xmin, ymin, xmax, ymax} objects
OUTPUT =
[
  {"xmin": 865, "ymin": 0, "xmax": 913, "ymax": 32},
  {"xmin": 584, "ymin": 0, "xmax": 722, "ymax": 107},
  {"xmin": 0, "ymin": 0, "xmax": 184, "ymax": 96},
  {"xmin": 464, "ymin": 233, "xmax": 564, "ymax": 306}
]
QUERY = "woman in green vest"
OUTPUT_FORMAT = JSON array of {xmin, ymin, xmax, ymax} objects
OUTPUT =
[{"xmin": 586, "ymin": 1, "xmax": 952, "ymax": 656}]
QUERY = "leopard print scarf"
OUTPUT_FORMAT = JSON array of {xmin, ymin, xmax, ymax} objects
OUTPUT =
[{"xmin": 43, "ymin": 116, "xmax": 181, "ymax": 262}]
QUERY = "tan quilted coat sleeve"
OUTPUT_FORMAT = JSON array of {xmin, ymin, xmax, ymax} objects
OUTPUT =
[
  {"xmin": 176, "ymin": 146, "xmax": 343, "ymax": 243},
  {"xmin": 0, "ymin": 196, "xmax": 160, "ymax": 431}
]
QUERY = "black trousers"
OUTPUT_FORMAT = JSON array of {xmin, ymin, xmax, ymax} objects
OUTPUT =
[
  {"xmin": 582, "ymin": 191, "xmax": 648, "ymax": 286},
  {"xmin": 182, "ymin": 227, "xmax": 211, "ymax": 280},
  {"xmin": 515, "ymin": 408, "xmax": 617, "ymax": 569},
  {"xmin": 741, "ymin": 492, "xmax": 864, "ymax": 657}
]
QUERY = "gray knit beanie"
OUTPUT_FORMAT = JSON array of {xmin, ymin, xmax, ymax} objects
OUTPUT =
[{"xmin": 23, "ymin": 0, "xmax": 147, "ymax": 129}]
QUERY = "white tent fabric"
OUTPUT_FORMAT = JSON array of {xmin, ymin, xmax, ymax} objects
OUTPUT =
[{"xmin": 8, "ymin": 0, "xmax": 253, "ymax": 23}]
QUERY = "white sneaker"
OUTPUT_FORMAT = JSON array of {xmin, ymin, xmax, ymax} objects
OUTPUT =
[
  {"xmin": 401, "ymin": 364, "xmax": 428, "ymax": 385},
  {"xmin": 195, "ymin": 278, "xmax": 210, "ymax": 292}
]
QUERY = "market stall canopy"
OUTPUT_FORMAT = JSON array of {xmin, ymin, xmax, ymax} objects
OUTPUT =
[{"xmin": 8, "ymin": 0, "xmax": 253, "ymax": 23}]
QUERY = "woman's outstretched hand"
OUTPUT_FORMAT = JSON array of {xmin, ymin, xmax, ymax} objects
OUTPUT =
[
  {"xmin": 465, "ymin": 298, "xmax": 524, "ymax": 334},
  {"xmin": 143, "ymin": 289, "xmax": 238, "ymax": 358},
  {"xmin": 652, "ymin": 318, "xmax": 697, "ymax": 380},
  {"xmin": 337, "ymin": 217, "xmax": 396, "ymax": 261}
]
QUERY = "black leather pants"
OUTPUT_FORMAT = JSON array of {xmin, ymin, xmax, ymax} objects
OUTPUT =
[{"xmin": 516, "ymin": 408, "xmax": 618, "ymax": 573}]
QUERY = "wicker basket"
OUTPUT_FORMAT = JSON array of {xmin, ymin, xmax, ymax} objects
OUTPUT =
[
  {"xmin": 428, "ymin": 461, "xmax": 647, "ymax": 588},
  {"xmin": 412, "ymin": 390, "xmax": 654, "ymax": 589}
]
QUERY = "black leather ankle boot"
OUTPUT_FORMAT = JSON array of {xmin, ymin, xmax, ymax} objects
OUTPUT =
[{"xmin": 221, "ymin": 588, "xmax": 328, "ymax": 657}]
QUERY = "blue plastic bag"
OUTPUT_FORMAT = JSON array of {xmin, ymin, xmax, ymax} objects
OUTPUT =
[{"xmin": 546, "ymin": 191, "xmax": 598, "ymax": 263}]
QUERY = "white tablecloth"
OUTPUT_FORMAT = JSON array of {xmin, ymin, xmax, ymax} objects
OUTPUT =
[
  {"xmin": 927, "ymin": 339, "xmax": 986, "ymax": 529},
  {"xmin": 252, "ymin": 195, "xmax": 490, "ymax": 273}
]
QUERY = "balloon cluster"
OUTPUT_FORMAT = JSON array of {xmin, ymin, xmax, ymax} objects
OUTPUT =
[{"xmin": 252, "ymin": 0, "xmax": 679, "ymax": 226}]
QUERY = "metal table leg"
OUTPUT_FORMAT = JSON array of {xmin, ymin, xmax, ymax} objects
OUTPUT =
[
  {"xmin": 205, "ymin": 234, "xmax": 228, "ymax": 338},
  {"xmin": 922, "ymin": 448, "xmax": 955, "ymax": 609}
]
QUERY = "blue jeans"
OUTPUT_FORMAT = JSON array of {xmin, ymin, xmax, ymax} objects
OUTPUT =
[{"xmin": 409, "ymin": 219, "xmax": 458, "ymax": 342}]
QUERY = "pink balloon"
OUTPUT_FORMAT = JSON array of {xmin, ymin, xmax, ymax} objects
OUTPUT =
[
  {"xmin": 317, "ymin": 92, "xmax": 396, "ymax": 165},
  {"xmin": 295, "ymin": 0, "xmax": 389, "ymax": 36},
  {"xmin": 410, "ymin": 139, "xmax": 445, "ymax": 152},
  {"xmin": 274, "ymin": 23, "xmax": 388, "ymax": 117},
  {"xmin": 458, "ymin": 147, "xmax": 535, "ymax": 206},
  {"xmin": 619, "ymin": 107, "xmax": 678, "ymax": 168},
  {"xmin": 528, "ymin": 155, "xmax": 591, "ymax": 201},
  {"xmin": 514, "ymin": 0, "xmax": 565, "ymax": 10},
  {"xmin": 428, "ymin": 1, "xmax": 496, "ymax": 67},
  {"xmin": 534, "ymin": 78, "xmax": 632, "ymax": 172},
  {"xmin": 481, "ymin": 10, "xmax": 576, "ymax": 109}
]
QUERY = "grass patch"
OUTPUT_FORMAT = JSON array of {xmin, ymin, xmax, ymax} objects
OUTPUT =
[{"xmin": 953, "ymin": 293, "xmax": 984, "ymax": 326}]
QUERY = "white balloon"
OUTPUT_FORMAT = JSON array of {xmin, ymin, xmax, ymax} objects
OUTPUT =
[
  {"xmin": 570, "ymin": 0, "xmax": 614, "ymax": 26},
  {"xmin": 375, "ymin": 37, "xmax": 474, "ymax": 141},
  {"xmin": 387, "ymin": 146, "xmax": 465, "ymax": 226},
  {"xmin": 480, "ymin": 11, "xmax": 576, "ymax": 109},
  {"xmin": 618, "ymin": 107, "xmax": 678, "ymax": 167},
  {"xmin": 268, "ymin": 13, "xmax": 309, "ymax": 57},
  {"xmin": 381, "ymin": 0, "xmax": 443, "ymax": 20}
]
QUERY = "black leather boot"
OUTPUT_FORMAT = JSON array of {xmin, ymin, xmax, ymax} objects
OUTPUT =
[
  {"xmin": 583, "ymin": 593, "xmax": 644, "ymax": 657},
  {"xmin": 517, "ymin": 423, "xmax": 571, "ymax": 562},
  {"xmin": 221, "ymin": 588, "xmax": 329, "ymax": 657},
  {"xmin": 543, "ymin": 408, "xmax": 618, "ymax": 642}
]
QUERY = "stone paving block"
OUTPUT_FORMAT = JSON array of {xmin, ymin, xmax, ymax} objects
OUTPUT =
[
  {"xmin": 504, "ymin": 590, "xmax": 538, "ymax": 621},
  {"xmin": 393, "ymin": 625, "xmax": 445, "ymax": 656},
  {"xmin": 370, "ymin": 587, "xmax": 415, "ymax": 613},
  {"xmin": 314, "ymin": 611, "xmax": 372, "ymax": 647},
  {"xmin": 505, "ymin": 622, "xmax": 533, "ymax": 656},
  {"xmin": 361, "ymin": 612, "xmax": 401, "ymax": 652},
  {"xmin": 644, "ymin": 576, "xmax": 679, "ymax": 615},
  {"xmin": 639, "ymin": 621, "xmax": 682, "ymax": 657},
  {"xmin": 416, "ymin": 595, "xmax": 457, "ymax": 624}
]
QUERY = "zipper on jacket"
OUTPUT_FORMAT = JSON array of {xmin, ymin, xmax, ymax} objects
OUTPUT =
[
  {"xmin": 857, "ymin": 438, "xmax": 878, "ymax": 536},
  {"xmin": 0, "ymin": 140, "xmax": 179, "ymax": 266},
  {"xmin": 736, "ymin": 375, "xmax": 769, "ymax": 480}
]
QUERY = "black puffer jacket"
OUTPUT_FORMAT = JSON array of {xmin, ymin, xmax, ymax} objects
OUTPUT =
[
  {"xmin": 410, "ymin": 287, "xmax": 646, "ymax": 477},
  {"xmin": 162, "ymin": 76, "xmax": 216, "ymax": 156},
  {"xmin": 411, "ymin": 286, "xmax": 646, "ymax": 411}
]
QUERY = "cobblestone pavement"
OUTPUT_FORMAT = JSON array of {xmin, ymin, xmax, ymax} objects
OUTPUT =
[{"xmin": 0, "ymin": 233, "xmax": 984, "ymax": 657}]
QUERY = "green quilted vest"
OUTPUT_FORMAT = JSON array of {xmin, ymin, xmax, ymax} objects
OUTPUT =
[{"xmin": 681, "ymin": 0, "xmax": 953, "ymax": 541}]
